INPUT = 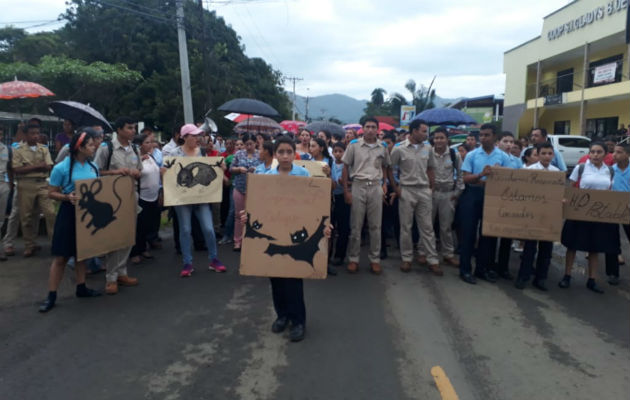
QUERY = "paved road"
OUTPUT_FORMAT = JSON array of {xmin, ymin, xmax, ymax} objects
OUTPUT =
[{"xmin": 1, "ymin": 229, "xmax": 628, "ymax": 400}]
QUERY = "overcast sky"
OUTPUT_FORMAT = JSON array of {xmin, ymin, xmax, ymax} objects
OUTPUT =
[{"xmin": 1, "ymin": 0, "xmax": 570, "ymax": 100}]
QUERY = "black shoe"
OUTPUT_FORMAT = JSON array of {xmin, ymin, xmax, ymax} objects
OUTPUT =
[
  {"xmin": 532, "ymin": 279, "xmax": 548, "ymax": 291},
  {"xmin": 289, "ymin": 323, "xmax": 305, "ymax": 342},
  {"xmin": 514, "ymin": 278, "xmax": 527, "ymax": 290},
  {"xmin": 380, "ymin": 250, "xmax": 388, "ymax": 260},
  {"xmin": 271, "ymin": 317, "xmax": 288, "ymax": 333},
  {"xmin": 558, "ymin": 275, "xmax": 571, "ymax": 288},
  {"xmin": 608, "ymin": 275, "xmax": 620, "ymax": 286},
  {"xmin": 38, "ymin": 298, "xmax": 55, "ymax": 313},
  {"xmin": 331, "ymin": 257, "xmax": 344, "ymax": 266},
  {"xmin": 586, "ymin": 279, "xmax": 604, "ymax": 294},
  {"xmin": 474, "ymin": 271, "xmax": 497, "ymax": 283},
  {"xmin": 327, "ymin": 266, "xmax": 337, "ymax": 276},
  {"xmin": 497, "ymin": 270, "xmax": 514, "ymax": 280},
  {"xmin": 76, "ymin": 287, "xmax": 102, "ymax": 298},
  {"xmin": 460, "ymin": 273, "xmax": 477, "ymax": 285}
]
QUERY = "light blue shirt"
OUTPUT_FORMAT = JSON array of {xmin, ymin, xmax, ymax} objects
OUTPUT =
[
  {"xmin": 612, "ymin": 163, "xmax": 630, "ymax": 192},
  {"xmin": 152, "ymin": 148, "xmax": 163, "ymax": 167},
  {"xmin": 265, "ymin": 164, "xmax": 310, "ymax": 177},
  {"xmin": 50, "ymin": 156, "xmax": 99, "ymax": 194},
  {"xmin": 461, "ymin": 146, "xmax": 511, "ymax": 179},
  {"xmin": 255, "ymin": 162, "xmax": 273, "ymax": 175},
  {"xmin": 331, "ymin": 161, "xmax": 344, "ymax": 195},
  {"xmin": 506, "ymin": 153, "xmax": 523, "ymax": 169}
]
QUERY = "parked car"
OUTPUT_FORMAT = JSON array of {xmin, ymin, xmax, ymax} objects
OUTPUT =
[{"xmin": 548, "ymin": 134, "xmax": 591, "ymax": 169}]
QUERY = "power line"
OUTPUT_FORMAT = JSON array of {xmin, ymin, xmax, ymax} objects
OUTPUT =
[{"xmin": 94, "ymin": 0, "xmax": 173, "ymax": 24}]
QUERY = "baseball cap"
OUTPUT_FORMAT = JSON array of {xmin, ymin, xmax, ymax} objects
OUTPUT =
[{"xmin": 180, "ymin": 123, "xmax": 203, "ymax": 137}]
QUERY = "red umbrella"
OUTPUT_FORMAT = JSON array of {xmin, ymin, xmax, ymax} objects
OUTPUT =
[
  {"xmin": 280, "ymin": 120, "xmax": 307, "ymax": 134},
  {"xmin": 0, "ymin": 78, "xmax": 55, "ymax": 99},
  {"xmin": 357, "ymin": 122, "xmax": 396, "ymax": 134},
  {"xmin": 224, "ymin": 113, "xmax": 254, "ymax": 123}
]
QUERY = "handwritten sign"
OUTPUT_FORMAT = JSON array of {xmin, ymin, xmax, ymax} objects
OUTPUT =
[
  {"xmin": 482, "ymin": 167, "xmax": 566, "ymax": 241},
  {"xmin": 563, "ymin": 187, "xmax": 630, "ymax": 224},
  {"xmin": 240, "ymin": 174, "xmax": 330, "ymax": 279}
]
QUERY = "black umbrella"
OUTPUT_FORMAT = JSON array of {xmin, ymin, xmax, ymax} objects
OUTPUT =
[
  {"xmin": 218, "ymin": 98, "xmax": 280, "ymax": 118},
  {"xmin": 49, "ymin": 101, "xmax": 113, "ymax": 131},
  {"xmin": 305, "ymin": 121, "xmax": 345, "ymax": 137}
]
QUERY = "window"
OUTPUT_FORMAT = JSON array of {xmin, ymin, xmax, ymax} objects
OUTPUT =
[
  {"xmin": 558, "ymin": 137, "xmax": 590, "ymax": 148},
  {"xmin": 556, "ymin": 68, "xmax": 573, "ymax": 93},
  {"xmin": 586, "ymin": 117, "xmax": 619, "ymax": 139},
  {"xmin": 554, "ymin": 121, "xmax": 570, "ymax": 135},
  {"xmin": 588, "ymin": 54, "xmax": 623, "ymax": 87}
]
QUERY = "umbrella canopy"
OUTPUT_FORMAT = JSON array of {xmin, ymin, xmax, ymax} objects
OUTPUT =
[
  {"xmin": 343, "ymin": 123, "xmax": 362, "ymax": 131},
  {"xmin": 0, "ymin": 78, "xmax": 54, "ymax": 99},
  {"xmin": 305, "ymin": 121, "xmax": 345, "ymax": 137},
  {"xmin": 412, "ymin": 108, "xmax": 477, "ymax": 126},
  {"xmin": 357, "ymin": 122, "xmax": 397, "ymax": 135},
  {"xmin": 224, "ymin": 113, "xmax": 254, "ymax": 123},
  {"xmin": 218, "ymin": 98, "xmax": 280, "ymax": 118},
  {"xmin": 280, "ymin": 120, "xmax": 307, "ymax": 134},
  {"xmin": 49, "ymin": 101, "xmax": 113, "ymax": 132},
  {"xmin": 234, "ymin": 116, "xmax": 282, "ymax": 134}
]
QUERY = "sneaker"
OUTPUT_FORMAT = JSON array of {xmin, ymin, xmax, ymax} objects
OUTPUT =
[
  {"xmin": 209, "ymin": 258, "xmax": 226, "ymax": 272},
  {"xmin": 180, "ymin": 264, "xmax": 194, "ymax": 277},
  {"xmin": 218, "ymin": 238, "xmax": 233, "ymax": 245}
]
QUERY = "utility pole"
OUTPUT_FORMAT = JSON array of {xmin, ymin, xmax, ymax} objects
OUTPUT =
[
  {"xmin": 286, "ymin": 76, "xmax": 303, "ymax": 121},
  {"xmin": 305, "ymin": 88, "xmax": 310, "ymax": 122},
  {"xmin": 176, "ymin": 0, "xmax": 194, "ymax": 123}
]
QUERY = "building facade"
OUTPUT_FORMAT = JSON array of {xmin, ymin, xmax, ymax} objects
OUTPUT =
[{"xmin": 503, "ymin": 0, "xmax": 629, "ymax": 139}]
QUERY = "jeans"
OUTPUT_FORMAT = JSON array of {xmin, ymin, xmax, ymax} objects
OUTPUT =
[
  {"xmin": 223, "ymin": 189, "xmax": 235, "ymax": 241},
  {"xmin": 174, "ymin": 204, "xmax": 218, "ymax": 265}
]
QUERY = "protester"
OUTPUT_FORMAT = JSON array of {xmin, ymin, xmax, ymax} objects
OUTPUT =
[
  {"xmin": 605, "ymin": 144, "xmax": 629, "ymax": 285},
  {"xmin": 457, "ymin": 143, "xmax": 471, "ymax": 162},
  {"xmin": 380, "ymin": 132, "xmax": 398, "ymax": 260},
  {"xmin": 296, "ymin": 129, "xmax": 312, "ymax": 159},
  {"xmin": 218, "ymin": 139, "xmax": 238, "ymax": 245},
  {"xmin": 254, "ymin": 140, "xmax": 274, "ymax": 174},
  {"xmin": 55, "ymin": 126, "xmax": 104, "ymax": 163},
  {"xmin": 230, "ymin": 133, "xmax": 261, "ymax": 251},
  {"xmin": 39, "ymin": 129, "xmax": 102, "ymax": 313},
  {"xmin": 342, "ymin": 117, "xmax": 391, "ymax": 274},
  {"xmin": 0, "ymin": 133, "xmax": 12, "ymax": 261},
  {"xmin": 316, "ymin": 130, "xmax": 333, "ymax": 155},
  {"xmin": 12, "ymin": 124, "xmax": 56, "ymax": 257},
  {"xmin": 255, "ymin": 133, "xmax": 270, "ymax": 151},
  {"xmin": 522, "ymin": 147, "xmax": 538, "ymax": 166},
  {"xmin": 330, "ymin": 142, "xmax": 349, "ymax": 267},
  {"xmin": 510, "ymin": 140, "xmax": 523, "ymax": 158},
  {"xmin": 525, "ymin": 128, "xmax": 567, "ymax": 171},
  {"xmin": 344, "ymin": 129, "xmax": 357, "ymax": 145},
  {"xmin": 162, "ymin": 128, "xmax": 182, "ymax": 156},
  {"xmin": 577, "ymin": 137, "xmax": 614, "ymax": 166},
  {"xmin": 465, "ymin": 132, "xmax": 478, "ymax": 149},
  {"xmin": 54, "ymin": 119, "xmax": 74, "ymax": 154},
  {"xmin": 514, "ymin": 142, "xmax": 560, "ymax": 291},
  {"xmin": 306, "ymin": 138, "xmax": 332, "ymax": 177},
  {"xmin": 458, "ymin": 124, "xmax": 510, "ymax": 284},
  {"xmin": 559, "ymin": 142, "xmax": 618, "ymax": 293},
  {"xmin": 93, "ymin": 116, "xmax": 141, "ymax": 294},
  {"xmin": 2, "ymin": 122, "xmax": 27, "ymax": 256}
]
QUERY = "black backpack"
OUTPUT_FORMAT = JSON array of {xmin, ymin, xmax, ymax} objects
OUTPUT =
[
  {"xmin": 104, "ymin": 140, "xmax": 141, "ymax": 194},
  {"xmin": 449, "ymin": 147, "xmax": 459, "ymax": 189},
  {"xmin": 575, "ymin": 163, "xmax": 614, "ymax": 188}
]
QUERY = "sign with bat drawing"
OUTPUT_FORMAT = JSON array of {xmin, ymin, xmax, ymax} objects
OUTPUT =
[
  {"xmin": 240, "ymin": 174, "xmax": 331, "ymax": 279},
  {"xmin": 162, "ymin": 156, "xmax": 224, "ymax": 206},
  {"xmin": 75, "ymin": 175, "xmax": 137, "ymax": 261}
]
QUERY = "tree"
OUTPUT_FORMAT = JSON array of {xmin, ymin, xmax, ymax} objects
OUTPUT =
[{"xmin": 370, "ymin": 88, "xmax": 387, "ymax": 107}]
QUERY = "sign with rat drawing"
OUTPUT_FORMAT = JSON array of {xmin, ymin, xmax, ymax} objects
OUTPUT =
[
  {"xmin": 162, "ymin": 156, "xmax": 224, "ymax": 206},
  {"xmin": 240, "ymin": 174, "xmax": 331, "ymax": 279},
  {"xmin": 75, "ymin": 175, "xmax": 137, "ymax": 261}
]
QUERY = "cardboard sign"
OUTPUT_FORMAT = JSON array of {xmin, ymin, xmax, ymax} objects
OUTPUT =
[
  {"xmin": 563, "ymin": 187, "xmax": 630, "ymax": 224},
  {"xmin": 163, "ymin": 156, "xmax": 224, "ymax": 206},
  {"xmin": 240, "ymin": 174, "xmax": 331, "ymax": 279},
  {"xmin": 293, "ymin": 160, "xmax": 328, "ymax": 177},
  {"xmin": 482, "ymin": 167, "xmax": 566, "ymax": 242},
  {"xmin": 75, "ymin": 175, "xmax": 136, "ymax": 261}
]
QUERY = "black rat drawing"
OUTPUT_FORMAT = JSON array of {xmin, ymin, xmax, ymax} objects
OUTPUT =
[
  {"xmin": 264, "ymin": 216, "xmax": 328, "ymax": 268},
  {"xmin": 164, "ymin": 158, "xmax": 223, "ymax": 188},
  {"xmin": 244, "ymin": 213, "xmax": 276, "ymax": 241},
  {"xmin": 78, "ymin": 176, "xmax": 124, "ymax": 235}
]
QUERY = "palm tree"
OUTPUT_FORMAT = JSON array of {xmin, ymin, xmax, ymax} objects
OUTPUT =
[{"xmin": 370, "ymin": 88, "xmax": 387, "ymax": 107}]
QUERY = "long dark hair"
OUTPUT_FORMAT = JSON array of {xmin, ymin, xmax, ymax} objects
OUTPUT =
[
  {"xmin": 67, "ymin": 127, "xmax": 99, "ymax": 186},
  {"xmin": 311, "ymin": 137, "xmax": 332, "ymax": 165}
]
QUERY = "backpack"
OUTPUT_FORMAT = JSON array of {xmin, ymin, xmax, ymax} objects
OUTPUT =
[
  {"xmin": 104, "ymin": 140, "xmax": 141, "ymax": 194},
  {"xmin": 575, "ymin": 163, "xmax": 614, "ymax": 188}
]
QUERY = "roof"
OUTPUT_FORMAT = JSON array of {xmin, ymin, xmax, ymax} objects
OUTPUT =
[
  {"xmin": 504, "ymin": 35, "xmax": 541, "ymax": 54},
  {"xmin": 450, "ymin": 95, "xmax": 503, "ymax": 109}
]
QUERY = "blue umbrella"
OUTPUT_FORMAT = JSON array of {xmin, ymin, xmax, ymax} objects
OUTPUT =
[{"xmin": 412, "ymin": 108, "xmax": 477, "ymax": 126}]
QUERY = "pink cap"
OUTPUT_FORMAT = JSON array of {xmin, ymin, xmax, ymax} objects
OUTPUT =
[{"xmin": 180, "ymin": 123, "xmax": 203, "ymax": 137}]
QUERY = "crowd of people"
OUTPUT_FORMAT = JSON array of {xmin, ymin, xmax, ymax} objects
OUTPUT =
[{"xmin": 1, "ymin": 116, "xmax": 628, "ymax": 342}]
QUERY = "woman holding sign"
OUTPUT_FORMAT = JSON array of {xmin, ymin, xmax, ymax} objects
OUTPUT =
[
  {"xmin": 39, "ymin": 128, "xmax": 102, "ymax": 313},
  {"xmin": 559, "ymin": 142, "xmax": 618, "ymax": 293}
]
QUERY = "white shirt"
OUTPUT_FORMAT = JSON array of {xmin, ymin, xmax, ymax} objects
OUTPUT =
[
  {"xmin": 526, "ymin": 161, "xmax": 560, "ymax": 171},
  {"xmin": 139, "ymin": 156, "xmax": 161, "ymax": 201},
  {"xmin": 162, "ymin": 139, "xmax": 178, "ymax": 157},
  {"xmin": 569, "ymin": 160, "xmax": 613, "ymax": 190}
]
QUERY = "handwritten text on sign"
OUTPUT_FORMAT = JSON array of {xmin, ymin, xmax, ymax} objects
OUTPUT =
[
  {"xmin": 564, "ymin": 187, "xmax": 630, "ymax": 224},
  {"xmin": 482, "ymin": 167, "xmax": 566, "ymax": 242}
]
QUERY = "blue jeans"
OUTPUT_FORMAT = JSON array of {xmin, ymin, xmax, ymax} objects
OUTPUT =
[
  {"xmin": 223, "ymin": 189, "xmax": 235, "ymax": 240},
  {"xmin": 174, "ymin": 204, "xmax": 218, "ymax": 265}
]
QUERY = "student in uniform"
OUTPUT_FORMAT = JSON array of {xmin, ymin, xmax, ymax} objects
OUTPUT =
[
  {"xmin": 514, "ymin": 142, "xmax": 559, "ymax": 291},
  {"xmin": 606, "ymin": 144, "xmax": 629, "ymax": 285},
  {"xmin": 241, "ymin": 135, "xmax": 332, "ymax": 342},
  {"xmin": 254, "ymin": 140, "xmax": 274, "ymax": 174},
  {"xmin": 559, "ymin": 142, "xmax": 618, "ymax": 293},
  {"xmin": 342, "ymin": 117, "xmax": 391, "ymax": 274},
  {"xmin": 458, "ymin": 124, "xmax": 511, "ymax": 284},
  {"xmin": 0, "ymin": 136, "xmax": 12, "ymax": 261},
  {"xmin": 39, "ymin": 129, "xmax": 102, "ymax": 312},
  {"xmin": 330, "ymin": 142, "xmax": 350, "ymax": 267}
]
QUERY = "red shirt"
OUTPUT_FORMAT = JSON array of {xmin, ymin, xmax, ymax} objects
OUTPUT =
[
  {"xmin": 206, "ymin": 149, "xmax": 219, "ymax": 157},
  {"xmin": 578, "ymin": 153, "xmax": 614, "ymax": 166}
]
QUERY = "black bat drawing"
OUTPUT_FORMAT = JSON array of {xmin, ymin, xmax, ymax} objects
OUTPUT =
[
  {"xmin": 164, "ymin": 158, "xmax": 222, "ymax": 188},
  {"xmin": 264, "ymin": 216, "xmax": 328, "ymax": 268},
  {"xmin": 244, "ymin": 213, "xmax": 276, "ymax": 241}
]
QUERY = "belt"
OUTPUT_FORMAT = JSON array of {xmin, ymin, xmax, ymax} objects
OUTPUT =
[
  {"xmin": 353, "ymin": 179, "xmax": 381, "ymax": 186},
  {"xmin": 434, "ymin": 185, "xmax": 454, "ymax": 193},
  {"xmin": 18, "ymin": 177, "xmax": 47, "ymax": 182},
  {"xmin": 400, "ymin": 184, "xmax": 430, "ymax": 189},
  {"xmin": 466, "ymin": 183, "xmax": 485, "ymax": 188}
]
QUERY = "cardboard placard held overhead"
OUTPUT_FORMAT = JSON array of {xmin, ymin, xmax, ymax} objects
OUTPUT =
[
  {"xmin": 75, "ymin": 175, "xmax": 136, "ymax": 261},
  {"xmin": 563, "ymin": 187, "xmax": 630, "ymax": 224},
  {"xmin": 293, "ymin": 160, "xmax": 328, "ymax": 177},
  {"xmin": 163, "ymin": 156, "xmax": 224, "ymax": 206},
  {"xmin": 482, "ymin": 167, "xmax": 566, "ymax": 242},
  {"xmin": 240, "ymin": 174, "xmax": 331, "ymax": 279}
]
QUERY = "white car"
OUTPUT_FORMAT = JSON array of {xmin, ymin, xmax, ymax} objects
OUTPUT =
[{"xmin": 548, "ymin": 134, "xmax": 591, "ymax": 169}]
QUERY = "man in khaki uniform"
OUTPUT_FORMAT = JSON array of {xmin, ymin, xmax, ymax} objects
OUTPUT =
[
  {"xmin": 0, "ymin": 138, "xmax": 13, "ymax": 260},
  {"xmin": 390, "ymin": 119, "xmax": 442, "ymax": 275},
  {"xmin": 342, "ymin": 117, "xmax": 391, "ymax": 274},
  {"xmin": 420, "ymin": 127, "xmax": 463, "ymax": 266},
  {"xmin": 93, "ymin": 116, "xmax": 142, "ymax": 295},
  {"xmin": 12, "ymin": 124, "xmax": 56, "ymax": 257}
]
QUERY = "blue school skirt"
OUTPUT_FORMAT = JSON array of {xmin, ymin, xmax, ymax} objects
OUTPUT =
[
  {"xmin": 561, "ymin": 220, "xmax": 620, "ymax": 254},
  {"xmin": 51, "ymin": 201, "xmax": 77, "ymax": 258}
]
